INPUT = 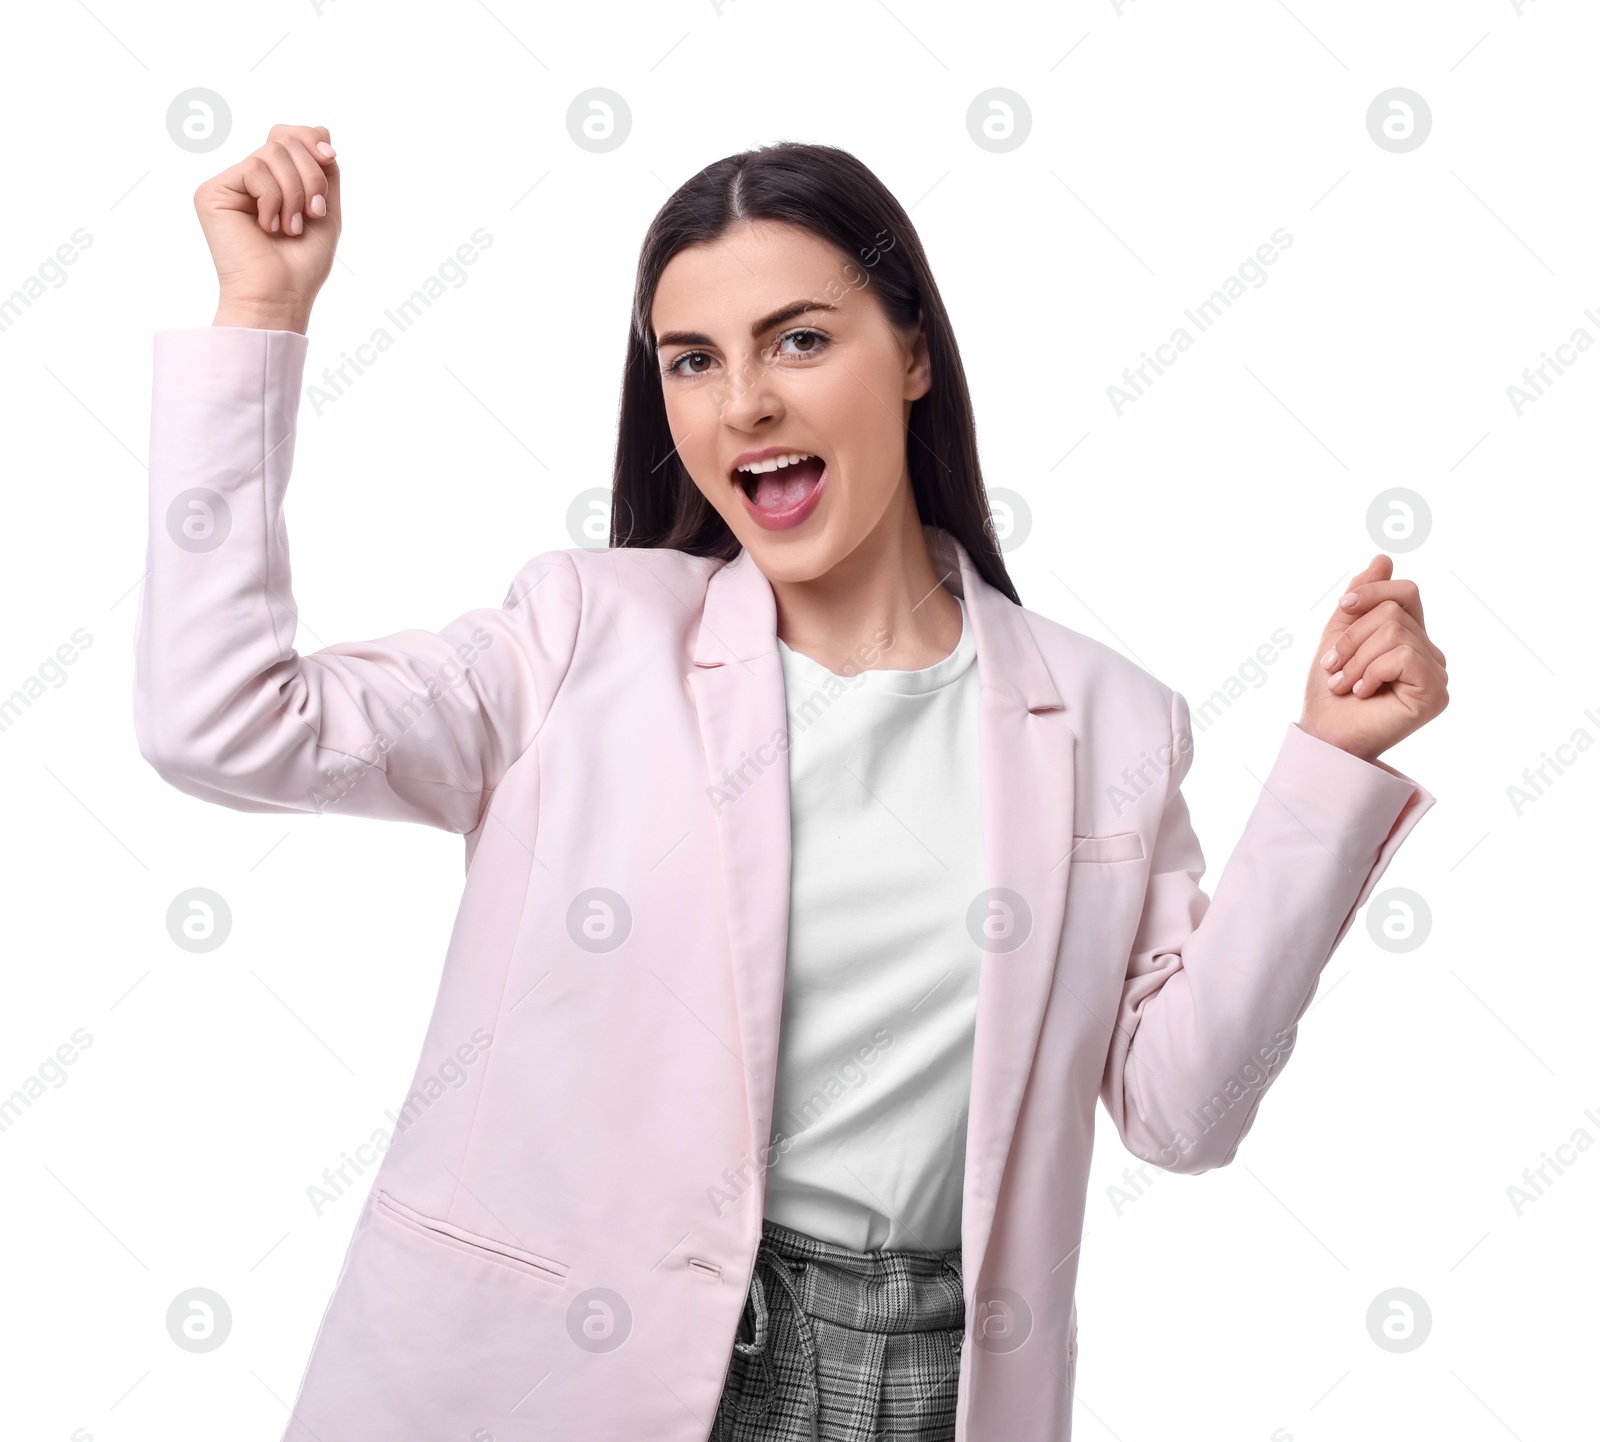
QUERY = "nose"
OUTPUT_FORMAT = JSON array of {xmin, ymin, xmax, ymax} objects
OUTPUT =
[{"xmin": 713, "ymin": 348, "xmax": 784, "ymax": 431}]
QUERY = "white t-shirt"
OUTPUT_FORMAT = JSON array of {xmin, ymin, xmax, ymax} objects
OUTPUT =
[{"xmin": 764, "ymin": 593, "xmax": 985, "ymax": 1253}]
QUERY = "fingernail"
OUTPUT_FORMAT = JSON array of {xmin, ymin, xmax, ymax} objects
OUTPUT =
[
  {"xmin": 1320, "ymin": 648, "xmax": 1339, "ymax": 669},
  {"xmin": 289, "ymin": 212, "xmax": 303, "ymax": 235},
  {"xmin": 1351, "ymin": 677, "xmax": 1365, "ymax": 695},
  {"xmin": 1327, "ymin": 670, "xmax": 1343, "ymax": 689},
  {"xmin": 309, "ymin": 193, "xmax": 326, "ymax": 217},
  {"xmin": 270, "ymin": 213, "xmax": 280, "ymax": 232},
  {"xmin": 1339, "ymin": 592, "xmax": 1359, "ymax": 608},
  {"xmin": 316, "ymin": 141, "xmax": 336, "ymax": 158}
]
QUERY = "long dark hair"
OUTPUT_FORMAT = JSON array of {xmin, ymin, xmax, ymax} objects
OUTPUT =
[{"xmin": 609, "ymin": 140, "xmax": 1020, "ymax": 606}]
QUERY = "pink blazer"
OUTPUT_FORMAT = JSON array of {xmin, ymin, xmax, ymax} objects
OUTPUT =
[{"xmin": 136, "ymin": 325, "xmax": 1434, "ymax": 1440}]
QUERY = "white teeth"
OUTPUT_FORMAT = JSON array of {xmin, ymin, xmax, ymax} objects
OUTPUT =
[{"xmin": 736, "ymin": 451, "xmax": 815, "ymax": 475}]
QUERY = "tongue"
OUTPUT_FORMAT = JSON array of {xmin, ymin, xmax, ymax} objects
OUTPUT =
[{"xmin": 752, "ymin": 455, "xmax": 824, "ymax": 511}]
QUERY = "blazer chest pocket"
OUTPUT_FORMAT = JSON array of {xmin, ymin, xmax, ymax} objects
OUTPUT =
[
  {"xmin": 1069, "ymin": 831, "xmax": 1144, "ymax": 864},
  {"xmin": 372, "ymin": 1189, "xmax": 570, "ymax": 1286}
]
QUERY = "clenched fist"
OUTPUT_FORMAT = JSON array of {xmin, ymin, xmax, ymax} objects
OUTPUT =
[
  {"xmin": 194, "ymin": 123, "xmax": 342, "ymax": 333},
  {"xmin": 1299, "ymin": 554, "xmax": 1449, "ymax": 764}
]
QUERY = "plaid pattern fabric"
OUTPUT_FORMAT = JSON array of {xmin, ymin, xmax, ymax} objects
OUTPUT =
[{"xmin": 712, "ymin": 1218, "xmax": 965, "ymax": 1442}]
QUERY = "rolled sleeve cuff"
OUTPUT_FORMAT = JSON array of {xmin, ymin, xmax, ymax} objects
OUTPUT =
[{"xmin": 1269, "ymin": 721, "xmax": 1436, "ymax": 948}]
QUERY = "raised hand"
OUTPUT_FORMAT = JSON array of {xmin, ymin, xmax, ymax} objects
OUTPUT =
[
  {"xmin": 193, "ymin": 122, "xmax": 342, "ymax": 333},
  {"xmin": 1299, "ymin": 553, "xmax": 1449, "ymax": 763}
]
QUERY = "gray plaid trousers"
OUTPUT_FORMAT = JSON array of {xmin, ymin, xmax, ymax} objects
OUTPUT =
[{"xmin": 712, "ymin": 1218, "xmax": 966, "ymax": 1442}]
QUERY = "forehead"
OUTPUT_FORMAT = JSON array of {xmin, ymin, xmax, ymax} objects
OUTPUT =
[{"xmin": 650, "ymin": 220, "xmax": 859, "ymax": 336}]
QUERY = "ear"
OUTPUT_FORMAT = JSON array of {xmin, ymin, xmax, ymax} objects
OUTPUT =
[{"xmin": 903, "ymin": 308, "xmax": 933, "ymax": 402}]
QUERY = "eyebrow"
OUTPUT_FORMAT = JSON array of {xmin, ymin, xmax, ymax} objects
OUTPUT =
[{"xmin": 654, "ymin": 299, "xmax": 840, "ymax": 351}]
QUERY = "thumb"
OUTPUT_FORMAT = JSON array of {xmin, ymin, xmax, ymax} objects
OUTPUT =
[
  {"xmin": 1317, "ymin": 553, "xmax": 1391, "ymax": 643},
  {"xmin": 1348, "ymin": 552, "xmax": 1393, "ymax": 590}
]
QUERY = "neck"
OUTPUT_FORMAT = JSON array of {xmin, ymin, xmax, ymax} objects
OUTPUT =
[{"xmin": 767, "ymin": 483, "xmax": 964, "ymax": 674}]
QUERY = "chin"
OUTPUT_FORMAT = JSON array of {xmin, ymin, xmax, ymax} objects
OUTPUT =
[{"xmin": 736, "ymin": 527, "xmax": 845, "ymax": 584}]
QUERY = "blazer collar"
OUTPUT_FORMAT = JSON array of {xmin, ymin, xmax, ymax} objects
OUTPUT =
[{"xmin": 692, "ymin": 524, "xmax": 1065, "ymax": 717}]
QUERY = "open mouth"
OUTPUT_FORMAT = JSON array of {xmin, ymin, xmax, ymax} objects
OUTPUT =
[
  {"xmin": 729, "ymin": 450, "xmax": 830, "ymax": 532},
  {"xmin": 733, "ymin": 452, "xmax": 827, "ymax": 511}
]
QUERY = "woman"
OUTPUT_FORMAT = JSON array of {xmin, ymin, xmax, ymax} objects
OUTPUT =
[{"xmin": 136, "ymin": 126, "xmax": 1446, "ymax": 1441}]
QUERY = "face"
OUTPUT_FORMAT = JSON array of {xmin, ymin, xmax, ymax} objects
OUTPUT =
[{"xmin": 650, "ymin": 219, "xmax": 931, "ymax": 583}]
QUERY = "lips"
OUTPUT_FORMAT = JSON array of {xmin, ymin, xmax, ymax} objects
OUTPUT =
[{"xmin": 736, "ymin": 455, "xmax": 827, "ymax": 531}]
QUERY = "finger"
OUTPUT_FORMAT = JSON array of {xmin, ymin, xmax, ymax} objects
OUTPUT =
[
  {"xmin": 1347, "ymin": 553, "xmax": 1392, "ymax": 590},
  {"xmin": 1336, "ymin": 572, "xmax": 1425, "ymax": 630},
  {"xmin": 267, "ymin": 124, "xmax": 340, "ymax": 222},
  {"xmin": 269, "ymin": 133, "xmax": 332, "ymax": 226},
  {"xmin": 1327, "ymin": 619, "xmax": 1436, "ymax": 697},
  {"xmin": 1320, "ymin": 598, "xmax": 1445, "ymax": 673},
  {"xmin": 1340, "ymin": 643, "xmax": 1433, "ymax": 704},
  {"xmin": 257, "ymin": 139, "xmax": 309, "ymax": 235},
  {"xmin": 1325, "ymin": 627, "xmax": 1447, "ymax": 680},
  {"xmin": 267, "ymin": 122, "xmax": 336, "ymax": 161},
  {"xmin": 1318, "ymin": 554, "xmax": 1388, "ymax": 639},
  {"xmin": 1326, "ymin": 617, "xmax": 1410, "ymax": 695},
  {"xmin": 226, "ymin": 154, "xmax": 285, "ymax": 234},
  {"xmin": 321, "ymin": 149, "xmax": 341, "ymax": 226}
]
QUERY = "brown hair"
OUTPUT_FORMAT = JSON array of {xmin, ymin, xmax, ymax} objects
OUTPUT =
[{"xmin": 608, "ymin": 140, "xmax": 1020, "ymax": 605}]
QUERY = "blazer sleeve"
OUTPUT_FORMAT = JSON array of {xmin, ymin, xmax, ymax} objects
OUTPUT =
[
  {"xmin": 132, "ymin": 326, "xmax": 583, "ymax": 834},
  {"xmin": 1098, "ymin": 690, "xmax": 1435, "ymax": 1174}
]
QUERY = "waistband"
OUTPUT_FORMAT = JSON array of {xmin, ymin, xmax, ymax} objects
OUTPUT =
[{"xmin": 728, "ymin": 1218, "xmax": 965, "ymax": 1442}]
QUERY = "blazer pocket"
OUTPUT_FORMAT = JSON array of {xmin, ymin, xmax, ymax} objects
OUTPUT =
[
  {"xmin": 1069, "ymin": 831, "xmax": 1145, "ymax": 864},
  {"xmin": 371, "ymin": 1189, "xmax": 570, "ymax": 1286}
]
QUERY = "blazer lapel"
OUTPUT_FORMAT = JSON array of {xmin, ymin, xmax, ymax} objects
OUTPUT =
[
  {"xmin": 686, "ymin": 547, "xmax": 795, "ymax": 1198},
  {"xmin": 687, "ymin": 531, "xmax": 1079, "ymax": 1293},
  {"xmin": 928, "ymin": 527, "xmax": 1078, "ymax": 1296}
]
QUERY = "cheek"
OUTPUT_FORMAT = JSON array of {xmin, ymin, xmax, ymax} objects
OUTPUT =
[
  {"xmin": 660, "ymin": 387, "xmax": 697, "ymax": 449},
  {"xmin": 819, "ymin": 368, "xmax": 903, "ymax": 497},
  {"xmin": 663, "ymin": 391, "xmax": 725, "ymax": 502}
]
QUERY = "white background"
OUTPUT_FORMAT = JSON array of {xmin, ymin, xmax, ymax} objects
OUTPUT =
[{"xmin": 0, "ymin": 1, "xmax": 1594, "ymax": 1439}]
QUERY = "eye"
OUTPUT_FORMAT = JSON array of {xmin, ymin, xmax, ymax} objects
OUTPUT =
[
  {"xmin": 663, "ymin": 327, "xmax": 832, "ymax": 379},
  {"xmin": 775, "ymin": 327, "xmax": 830, "ymax": 359},
  {"xmin": 664, "ymin": 349, "xmax": 715, "ymax": 378}
]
